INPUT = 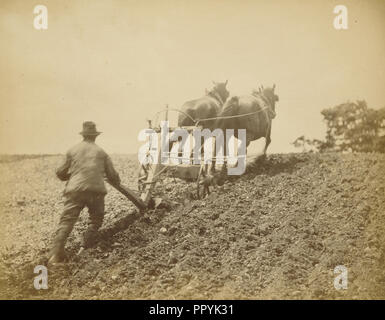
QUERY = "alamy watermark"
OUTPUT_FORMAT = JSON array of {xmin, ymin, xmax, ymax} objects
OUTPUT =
[
  {"xmin": 138, "ymin": 121, "xmax": 247, "ymax": 175},
  {"xmin": 333, "ymin": 5, "xmax": 348, "ymax": 30},
  {"xmin": 33, "ymin": 5, "xmax": 48, "ymax": 30},
  {"xmin": 334, "ymin": 265, "xmax": 348, "ymax": 290},
  {"xmin": 32, "ymin": 4, "xmax": 348, "ymax": 31},
  {"xmin": 33, "ymin": 265, "xmax": 48, "ymax": 290}
]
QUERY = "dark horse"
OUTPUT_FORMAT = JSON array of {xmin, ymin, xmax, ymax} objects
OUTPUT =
[
  {"xmin": 178, "ymin": 80, "xmax": 229, "ymax": 129},
  {"xmin": 170, "ymin": 81, "xmax": 230, "ymax": 155},
  {"xmin": 214, "ymin": 84, "xmax": 279, "ymax": 171}
]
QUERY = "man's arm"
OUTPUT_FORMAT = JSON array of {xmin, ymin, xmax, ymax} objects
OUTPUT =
[
  {"xmin": 105, "ymin": 155, "xmax": 121, "ymax": 185},
  {"xmin": 56, "ymin": 152, "xmax": 71, "ymax": 181}
]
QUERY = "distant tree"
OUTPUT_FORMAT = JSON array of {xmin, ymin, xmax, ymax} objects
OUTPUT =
[
  {"xmin": 292, "ymin": 100, "xmax": 385, "ymax": 153},
  {"xmin": 321, "ymin": 100, "xmax": 385, "ymax": 153},
  {"xmin": 292, "ymin": 135, "xmax": 324, "ymax": 152}
]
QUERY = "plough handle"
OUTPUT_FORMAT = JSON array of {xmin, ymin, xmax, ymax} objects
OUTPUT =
[{"xmin": 106, "ymin": 180, "xmax": 147, "ymax": 212}]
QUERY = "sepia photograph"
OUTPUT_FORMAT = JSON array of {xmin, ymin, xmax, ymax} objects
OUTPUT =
[{"xmin": 0, "ymin": 0, "xmax": 385, "ymax": 305}]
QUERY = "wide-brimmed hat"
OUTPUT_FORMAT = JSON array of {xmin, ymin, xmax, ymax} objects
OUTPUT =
[{"xmin": 79, "ymin": 121, "xmax": 101, "ymax": 136}]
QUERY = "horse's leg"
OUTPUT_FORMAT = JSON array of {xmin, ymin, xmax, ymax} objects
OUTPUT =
[
  {"xmin": 233, "ymin": 136, "xmax": 250, "ymax": 172},
  {"xmin": 256, "ymin": 127, "xmax": 271, "ymax": 163},
  {"xmin": 168, "ymin": 132, "xmax": 176, "ymax": 155},
  {"xmin": 169, "ymin": 134, "xmax": 185, "ymax": 164},
  {"xmin": 220, "ymin": 131, "xmax": 228, "ymax": 179},
  {"xmin": 263, "ymin": 135, "xmax": 271, "ymax": 154},
  {"xmin": 262, "ymin": 128, "xmax": 271, "ymax": 157},
  {"xmin": 211, "ymin": 137, "xmax": 217, "ymax": 173},
  {"xmin": 191, "ymin": 135, "xmax": 206, "ymax": 167},
  {"xmin": 177, "ymin": 136, "xmax": 184, "ymax": 158},
  {"xmin": 201, "ymin": 136, "xmax": 205, "ymax": 158},
  {"xmin": 190, "ymin": 134, "xmax": 200, "ymax": 161}
]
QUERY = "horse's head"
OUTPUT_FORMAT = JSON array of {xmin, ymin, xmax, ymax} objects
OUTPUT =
[
  {"xmin": 255, "ymin": 84, "xmax": 279, "ymax": 112},
  {"xmin": 210, "ymin": 80, "xmax": 229, "ymax": 104}
]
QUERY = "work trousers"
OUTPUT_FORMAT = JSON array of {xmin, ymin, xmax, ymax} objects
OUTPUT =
[{"xmin": 50, "ymin": 191, "xmax": 105, "ymax": 258}]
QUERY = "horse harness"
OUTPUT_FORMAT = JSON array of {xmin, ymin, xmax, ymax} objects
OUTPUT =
[{"xmin": 195, "ymin": 92, "xmax": 276, "ymax": 125}]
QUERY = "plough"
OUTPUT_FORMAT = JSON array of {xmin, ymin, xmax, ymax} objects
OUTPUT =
[{"xmin": 111, "ymin": 107, "xmax": 225, "ymax": 211}]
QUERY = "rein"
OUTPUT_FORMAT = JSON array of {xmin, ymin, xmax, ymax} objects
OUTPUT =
[
  {"xmin": 153, "ymin": 108, "xmax": 197, "ymax": 126},
  {"xmin": 251, "ymin": 92, "xmax": 276, "ymax": 119},
  {"xmin": 152, "ymin": 92, "xmax": 275, "ymax": 127},
  {"xmin": 196, "ymin": 92, "xmax": 275, "ymax": 125},
  {"xmin": 195, "ymin": 106, "xmax": 270, "ymax": 125}
]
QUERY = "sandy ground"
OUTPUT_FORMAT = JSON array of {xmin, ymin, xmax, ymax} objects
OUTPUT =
[{"xmin": 0, "ymin": 152, "xmax": 384, "ymax": 299}]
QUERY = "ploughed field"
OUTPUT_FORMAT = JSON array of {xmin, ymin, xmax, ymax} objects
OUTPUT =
[{"xmin": 0, "ymin": 152, "xmax": 384, "ymax": 299}]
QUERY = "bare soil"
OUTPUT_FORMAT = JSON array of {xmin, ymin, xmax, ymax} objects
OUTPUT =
[{"xmin": 0, "ymin": 152, "xmax": 384, "ymax": 299}]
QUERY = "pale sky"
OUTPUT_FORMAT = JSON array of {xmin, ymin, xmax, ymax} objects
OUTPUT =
[{"xmin": 1, "ymin": 0, "xmax": 384, "ymax": 154}]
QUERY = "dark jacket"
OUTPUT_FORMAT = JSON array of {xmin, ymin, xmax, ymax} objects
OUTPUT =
[{"xmin": 56, "ymin": 141, "xmax": 120, "ymax": 195}]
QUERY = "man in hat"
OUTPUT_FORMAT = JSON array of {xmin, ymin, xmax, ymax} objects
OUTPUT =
[{"xmin": 48, "ymin": 121, "xmax": 121, "ymax": 264}]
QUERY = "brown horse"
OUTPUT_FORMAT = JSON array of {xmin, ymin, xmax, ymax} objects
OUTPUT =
[
  {"xmin": 214, "ymin": 84, "xmax": 279, "ymax": 171},
  {"xmin": 178, "ymin": 80, "xmax": 229, "ymax": 129},
  {"xmin": 170, "ymin": 81, "xmax": 229, "ymax": 155}
]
